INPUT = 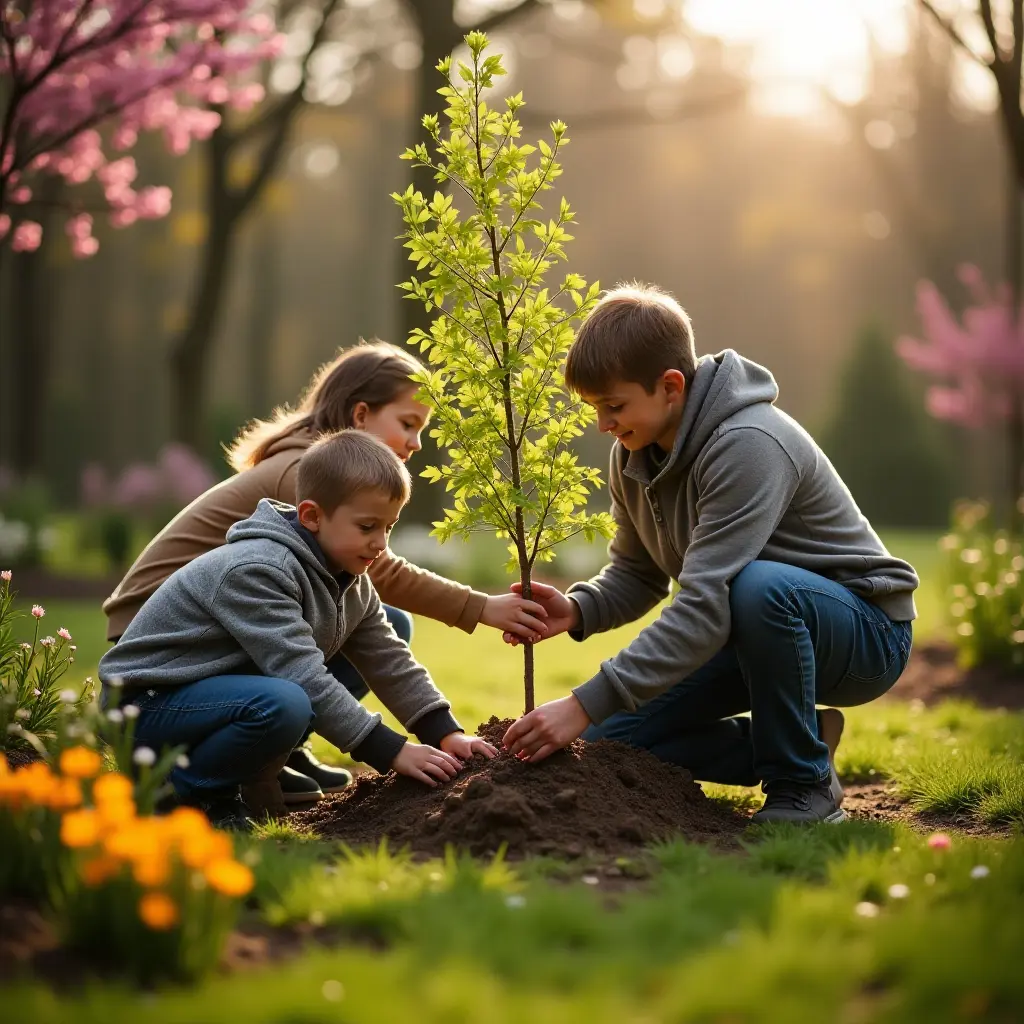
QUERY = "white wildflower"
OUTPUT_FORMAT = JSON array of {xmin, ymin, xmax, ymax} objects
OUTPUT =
[
  {"xmin": 887, "ymin": 884, "xmax": 910, "ymax": 899},
  {"xmin": 970, "ymin": 865, "xmax": 990, "ymax": 879},
  {"xmin": 855, "ymin": 902, "xmax": 880, "ymax": 918},
  {"xmin": 133, "ymin": 746, "xmax": 156, "ymax": 766},
  {"xmin": 59, "ymin": 689, "xmax": 77, "ymax": 703}
]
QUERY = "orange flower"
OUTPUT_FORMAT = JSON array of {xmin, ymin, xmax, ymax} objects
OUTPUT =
[
  {"xmin": 179, "ymin": 829, "xmax": 233, "ymax": 869},
  {"xmin": 204, "ymin": 858, "xmax": 254, "ymax": 898},
  {"xmin": 138, "ymin": 891, "xmax": 179, "ymax": 931},
  {"xmin": 104, "ymin": 821, "xmax": 160, "ymax": 862},
  {"xmin": 133, "ymin": 853, "xmax": 172, "ymax": 888},
  {"xmin": 81, "ymin": 855, "xmax": 121, "ymax": 887},
  {"xmin": 20, "ymin": 762, "xmax": 57, "ymax": 804},
  {"xmin": 96, "ymin": 797, "xmax": 136, "ymax": 828},
  {"xmin": 92, "ymin": 772, "xmax": 134, "ymax": 804},
  {"xmin": 48, "ymin": 777, "xmax": 83, "ymax": 811},
  {"xmin": 61, "ymin": 809, "xmax": 101, "ymax": 848},
  {"xmin": 60, "ymin": 746, "xmax": 103, "ymax": 779},
  {"xmin": 164, "ymin": 806, "xmax": 210, "ymax": 840}
]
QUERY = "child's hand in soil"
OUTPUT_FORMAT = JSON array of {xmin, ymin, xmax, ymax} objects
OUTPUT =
[
  {"xmin": 439, "ymin": 732, "xmax": 498, "ymax": 762},
  {"xmin": 501, "ymin": 582, "xmax": 581, "ymax": 646},
  {"xmin": 480, "ymin": 592, "xmax": 549, "ymax": 641},
  {"xmin": 392, "ymin": 742, "xmax": 462, "ymax": 786},
  {"xmin": 503, "ymin": 695, "xmax": 591, "ymax": 762}
]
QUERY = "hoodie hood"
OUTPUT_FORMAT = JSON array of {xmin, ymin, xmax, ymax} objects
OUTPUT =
[
  {"xmin": 623, "ymin": 349, "xmax": 779, "ymax": 486},
  {"xmin": 226, "ymin": 498, "xmax": 337, "ymax": 587},
  {"xmin": 262, "ymin": 429, "xmax": 315, "ymax": 460}
]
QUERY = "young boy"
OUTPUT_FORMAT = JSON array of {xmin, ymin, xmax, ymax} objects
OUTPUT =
[
  {"xmin": 99, "ymin": 430, "xmax": 494, "ymax": 830},
  {"xmin": 503, "ymin": 284, "xmax": 918, "ymax": 824}
]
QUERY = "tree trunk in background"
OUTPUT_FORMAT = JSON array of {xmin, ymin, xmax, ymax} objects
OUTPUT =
[
  {"xmin": 170, "ymin": 126, "xmax": 235, "ymax": 450},
  {"xmin": 245, "ymin": 205, "xmax": 282, "ymax": 419},
  {"xmin": 6, "ymin": 177, "xmax": 60, "ymax": 478}
]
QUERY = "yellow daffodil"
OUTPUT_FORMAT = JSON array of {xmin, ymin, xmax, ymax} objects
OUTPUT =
[
  {"xmin": 204, "ymin": 858, "xmax": 255, "ymax": 897},
  {"xmin": 179, "ymin": 829, "xmax": 233, "ymax": 869},
  {"xmin": 91, "ymin": 771, "xmax": 134, "ymax": 804},
  {"xmin": 81, "ymin": 854, "xmax": 121, "ymax": 887},
  {"xmin": 59, "ymin": 746, "xmax": 103, "ymax": 779},
  {"xmin": 138, "ymin": 891, "xmax": 179, "ymax": 931},
  {"xmin": 133, "ymin": 852, "xmax": 172, "ymax": 888},
  {"xmin": 61, "ymin": 809, "xmax": 101, "ymax": 848}
]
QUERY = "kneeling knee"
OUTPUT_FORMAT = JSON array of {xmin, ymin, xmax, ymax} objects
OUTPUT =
[{"xmin": 260, "ymin": 683, "xmax": 312, "ymax": 746}]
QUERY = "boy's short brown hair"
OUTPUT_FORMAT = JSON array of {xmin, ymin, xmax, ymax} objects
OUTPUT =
[
  {"xmin": 565, "ymin": 282, "xmax": 696, "ymax": 395},
  {"xmin": 297, "ymin": 429, "xmax": 411, "ymax": 513}
]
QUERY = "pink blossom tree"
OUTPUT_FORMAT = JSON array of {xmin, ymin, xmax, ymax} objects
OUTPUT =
[
  {"xmin": 898, "ymin": 264, "xmax": 1024, "ymax": 521},
  {"xmin": 0, "ymin": 0, "xmax": 280, "ymax": 256}
]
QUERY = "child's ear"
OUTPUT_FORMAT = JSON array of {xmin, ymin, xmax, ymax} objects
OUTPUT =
[
  {"xmin": 662, "ymin": 369, "xmax": 686, "ymax": 403},
  {"xmin": 351, "ymin": 401, "xmax": 369, "ymax": 429},
  {"xmin": 297, "ymin": 499, "xmax": 322, "ymax": 533}
]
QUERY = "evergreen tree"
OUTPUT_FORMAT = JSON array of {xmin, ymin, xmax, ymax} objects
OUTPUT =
[{"xmin": 818, "ymin": 323, "xmax": 957, "ymax": 528}]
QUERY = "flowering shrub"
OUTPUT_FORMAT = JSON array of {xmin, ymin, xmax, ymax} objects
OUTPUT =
[
  {"xmin": 941, "ymin": 501, "xmax": 1024, "ymax": 670},
  {"xmin": 0, "ymin": 572, "xmax": 92, "ymax": 755},
  {"xmin": 0, "ymin": 753, "xmax": 254, "ymax": 982},
  {"xmin": 79, "ymin": 444, "xmax": 217, "ymax": 568}
]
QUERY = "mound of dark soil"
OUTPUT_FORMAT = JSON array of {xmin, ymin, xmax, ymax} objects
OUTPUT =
[{"xmin": 293, "ymin": 718, "xmax": 745, "ymax": 859}]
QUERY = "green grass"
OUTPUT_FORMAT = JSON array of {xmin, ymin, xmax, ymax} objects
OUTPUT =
[
  {"xmin": 4, "ymin": 826, "xmax": 1023, "ymax": 1022},
  {"xmin": 6, "ymin": 530, "xmax": 1024, "ymax": 1019}
]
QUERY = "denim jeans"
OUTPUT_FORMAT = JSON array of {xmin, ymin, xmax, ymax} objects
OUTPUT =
[
  {"xmin": 582, "ymin": 560, "xmax": 913, "ymax": 788},
  {"xmin": 115, "ymin": 604, "xmax": 415, "ymax": 800}
]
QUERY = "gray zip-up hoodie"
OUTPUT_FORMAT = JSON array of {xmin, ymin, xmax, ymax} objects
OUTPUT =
[
  {"xmin": 98, "ymin": 499, "xmax": 460, "ymax": 771},
  {"xmin": 568, "ymin": 349, "xmax": 919, "ymax": 726}
]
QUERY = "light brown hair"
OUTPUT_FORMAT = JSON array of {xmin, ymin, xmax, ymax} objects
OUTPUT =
[
  {"xmin": 296, "ymin": 429, "xmax": 411, "ymax": 513},
  {"xmin": 564, "ymin": 282, "xmax": 696, "ymax": 395},
  {"xmin": 226, "ymin": 340, "xmax": 423, "ymax": 471}
]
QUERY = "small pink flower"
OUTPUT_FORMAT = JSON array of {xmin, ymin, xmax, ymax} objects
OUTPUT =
[
  {"xmin": 12, "ymin": 221, "xmax": 42, "ymax": 252},
  {"xmin": 58, "ymin": 627, "xmax": 72, "ymax": 641},
  {"xmin": 19, "ymin": 643, "xmax": 31, "ymax": 650},
  {"xmin": 928, "ymin": 833, "xmax": 952, "ymax": 851},
  {"xmin": 32, "ymin": 688, "xmax": 41, "ymax": 697},
  {"xmin": 31, "ymin": 604, "xmax": 45, "ymax": 619},
  {"xmin": 39, "ymin": 636, "xmax": 54, "ymax": 647},
  {"xmin": 0, "ymin": 569, "xmax": 11, "ymax": 581}
]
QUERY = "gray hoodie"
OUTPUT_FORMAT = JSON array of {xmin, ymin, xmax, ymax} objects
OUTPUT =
[
  {"xmin": 568, "ymin": 349, "xmax": 919, "ymax": 726},
  {"xmin": 98, "ymin": 499, "xmax": 459, "ymax": 771}
]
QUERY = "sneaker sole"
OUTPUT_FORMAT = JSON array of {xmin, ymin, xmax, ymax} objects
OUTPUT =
[
  {"xmin": 824, "ymin": 807, "xmax": 847, "ymax": 823},
  {"xmin": 819, "ymin": 708, "xmax": 845, "ymax": 808},
  {"xmin": 282, "ymin": 791, "xmax": 324, "ymax": 805}
]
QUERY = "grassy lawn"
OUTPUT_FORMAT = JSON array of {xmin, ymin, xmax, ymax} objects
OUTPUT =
[{"xmin": 7, "ymin": 530, "xmax": 1024, "ymax": 1020}]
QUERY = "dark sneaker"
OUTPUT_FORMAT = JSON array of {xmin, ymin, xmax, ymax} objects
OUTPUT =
[
  {"xmin": 287, "ymin": 745, "xmax": 353, "ymax": 794},
  {"xmin": 278, "ymin": 765, "xmax": 323, "ymax": 806},
  {"xmin": 751, "ymin": 780, "xmax": 847, "ymax": 825},
  {"xmin": 193, "ymin": 793, "xmax": 257, "ymax": 832},
  {"xmin": 819, "ymin": 707, "xmax": 845, "ymax": 808}
]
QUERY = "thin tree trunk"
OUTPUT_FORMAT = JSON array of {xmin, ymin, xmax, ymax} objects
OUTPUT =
[
  {"xmin": 7, "ymin": 177, "xmax": 60, "ymax": 478},
  {"xmin": 1008, "ymin": 157, "xmax": 1024, "ymax": 531},
  {"xmin": 170, "ymin": 127, "xmax": 235, "ymax": 449}
]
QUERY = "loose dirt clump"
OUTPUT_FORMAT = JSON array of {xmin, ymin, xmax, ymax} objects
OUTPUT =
[{"xmin": 294, "ymin": 718, "xmax": 745, "ymax": 858}]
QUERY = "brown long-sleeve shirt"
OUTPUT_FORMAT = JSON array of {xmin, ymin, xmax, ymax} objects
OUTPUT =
[{"xmin": 102, "ymin": 431, "xmax": 488, "ymax": 641}]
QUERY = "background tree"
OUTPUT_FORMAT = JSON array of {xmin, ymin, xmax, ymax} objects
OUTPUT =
[
  {"xmin": 0, "ymin": 0, "xmax": 275, "ymax": 478},
  {"xmin": 919, "ymin": 0, "xmax": 1024, "ymax": 520},
  {"xmin": 394, "ymin": 32, "xmax": 614, "ymax": 712},
  {"xmin": 819, "ymin": 322, "xmax": 956, "ymax": 529},
  {"xmin": 168, "ymin": 0, "xmax": 343, "ymax": 448}
]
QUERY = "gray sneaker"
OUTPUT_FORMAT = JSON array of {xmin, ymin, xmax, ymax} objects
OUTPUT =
[
  {"xmin": 819, "ymin": 707, "xmax": 845, "ymax": 808},
  {"xmin": 751, "ymin": 779, "xmax": 847, "ymax": 825}
]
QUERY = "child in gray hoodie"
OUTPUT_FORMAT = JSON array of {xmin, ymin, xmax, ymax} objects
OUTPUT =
[
  {"xmin": 99, "ymin": 430, "xmax": 495, "ymax": 829},
  {"xmin": 503, "ymin": 284, "xmax": 918, "ymax": 825}
]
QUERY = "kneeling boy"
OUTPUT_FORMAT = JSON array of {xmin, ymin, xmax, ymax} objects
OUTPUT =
[
  {"xmin": 100, "ymin": 430, "xmax": 493, "ymax": 829},
  {"xmin": 503, "ymin": 284, "xmax": 917, "ymax": 824}
]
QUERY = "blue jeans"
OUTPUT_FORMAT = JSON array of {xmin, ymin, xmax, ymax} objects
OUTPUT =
[
  {"xmin": 583, "ymin": 561, "xmax": 913, "ymax": 787},
  {"xmin": 118, "ymin": 604, "xmax": 415, "ymax": 800}
]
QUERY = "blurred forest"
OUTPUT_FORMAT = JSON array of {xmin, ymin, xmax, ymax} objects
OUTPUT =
[{"xmin": 0, "ymin": 0, "xmax": 1004, "ymax": 528}]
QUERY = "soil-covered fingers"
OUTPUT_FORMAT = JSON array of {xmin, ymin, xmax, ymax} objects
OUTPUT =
[
  {"xmin": 423, "ymin": 757, "xmax": 458, "ymax": 782},
  {"xmin": 527, "ymin": 743, "xmax": 560, "ymax": 763},
  {"xmin": 468, "ymin": 737, "xmax": 498, "ymax": 759}
]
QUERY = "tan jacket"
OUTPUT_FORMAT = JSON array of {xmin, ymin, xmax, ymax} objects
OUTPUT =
[{"xmin": 102, "ymin": 431, "xmax": 487, "ymax": 641}]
